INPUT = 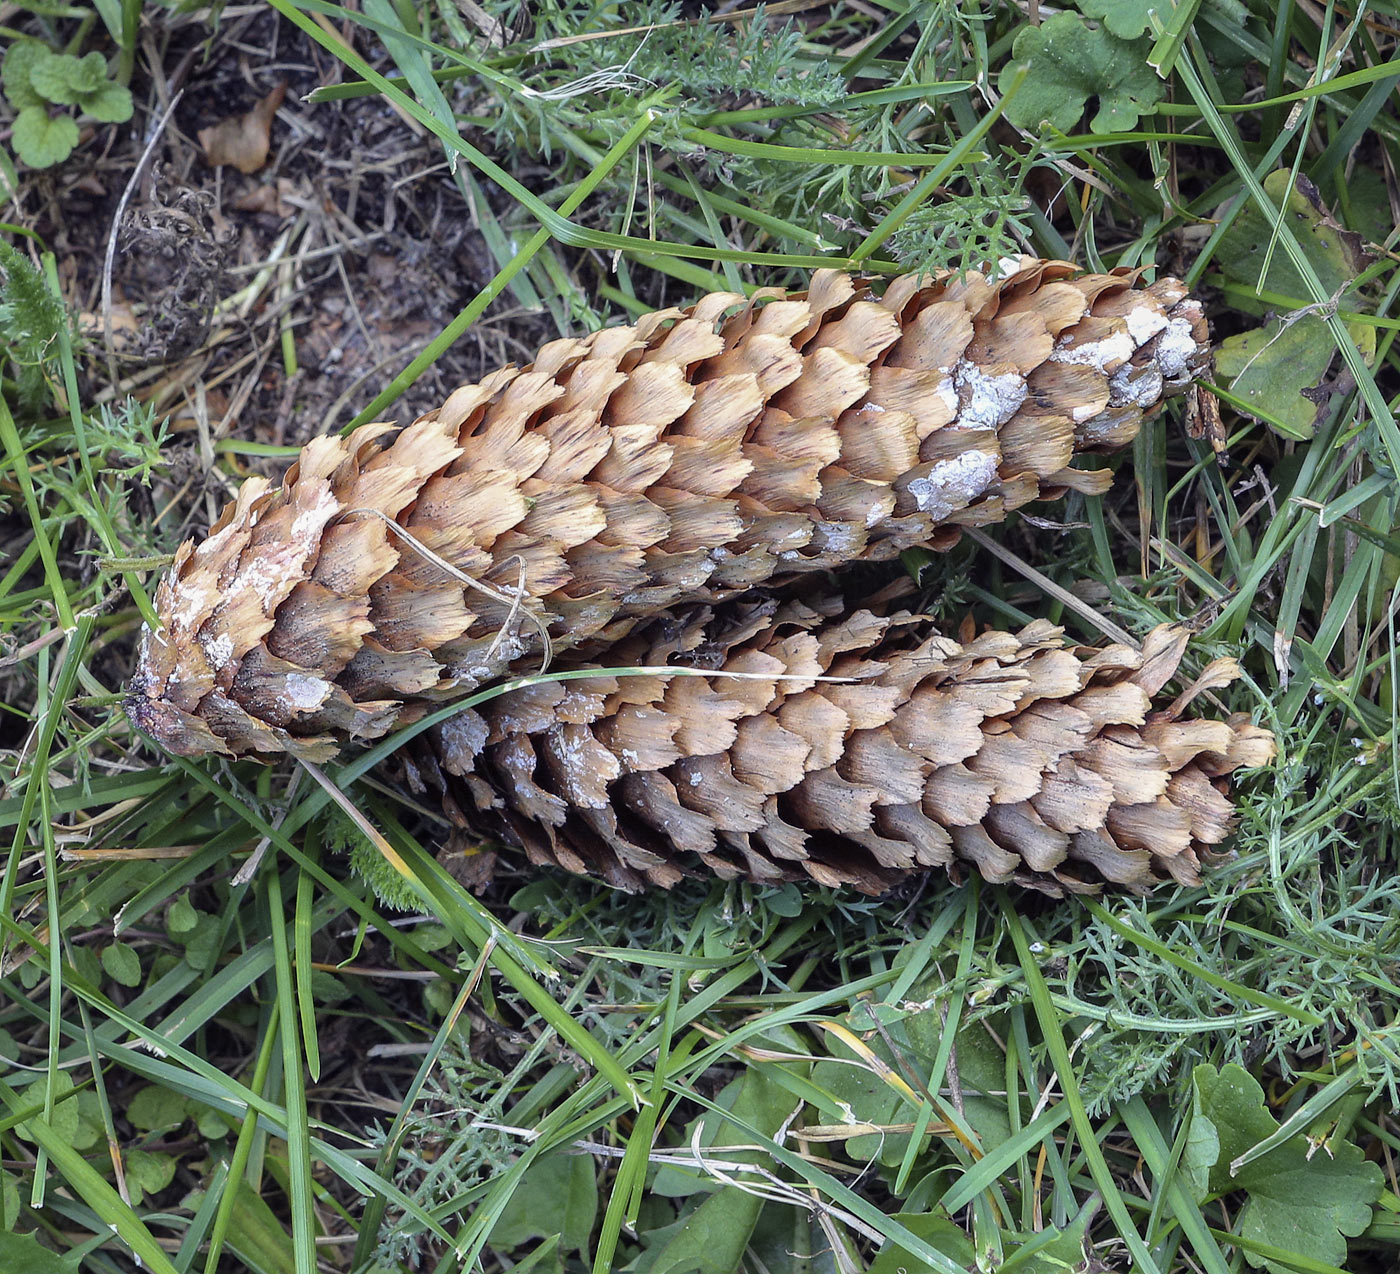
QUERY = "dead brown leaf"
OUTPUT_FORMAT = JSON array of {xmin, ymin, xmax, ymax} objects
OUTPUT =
[
  {"xmin": 79, "ymin": 299, "xmax": 139, "ymax": 340},
  {"xmin": 232, "ymin": 176, "xmax": 299, "ymax": 217},
  {"xmin": 198, "ymin": 83, "xmax": 287, "ymax": 174}
]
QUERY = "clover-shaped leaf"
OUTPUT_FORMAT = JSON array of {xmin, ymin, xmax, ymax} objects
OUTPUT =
[
  {"xmin": 124, "ymin": 1148, "xmax": 177, "ymax": 1206},
  {"xmin": 999, "ymin": 12, "xmax": 1164, "ymax": 135},
  {"xmin": 12, "ymin": 1071, "xmax": 79, "ymax": 1144},
  {"xmin": 11, "ymin": 106, "xmax": 79, "ymax": 168},
  {"xmin": 1187, "ymin": 1063, "xmax": 1383, "ymax": 1274},
  {"xmin": 101, "ymin": 940, "xmax": 142, "ymax": 987},
  {"xmin": 126, "ymin": 1084, "xmax": 190, "ymax": 1134},
  {"xmin": 72, "ymin": 50, "xmax": 109, "ymax": 93}
]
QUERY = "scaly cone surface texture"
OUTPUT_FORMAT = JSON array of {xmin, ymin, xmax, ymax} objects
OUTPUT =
[
  {"xmin": 126, "ymin": 259, "xmax": 1210, "ymax": 761},
  {"xmin": 417, "ymin": 596, "xmax": 1275, "ymax": 896}
]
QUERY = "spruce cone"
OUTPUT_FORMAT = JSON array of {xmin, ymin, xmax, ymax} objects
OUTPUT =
[
  {"xmin": 418, "ymin": 596, "xmax": 1274, "ymax": 896},
  {"xmin": 126, "ymin": 259, "xmax": 1210, "ymax": 760}
]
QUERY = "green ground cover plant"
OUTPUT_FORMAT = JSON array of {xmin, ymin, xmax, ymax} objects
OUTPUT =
[{"xmin": 1, "ymin": 1, "xmax": 1398, "ymax": 1271}]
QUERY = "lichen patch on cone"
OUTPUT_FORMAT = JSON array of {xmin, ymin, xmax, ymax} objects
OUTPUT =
[
  {"xmin": 418, "ymin": 597, "xmax": 1274, "ymax": 896},
  {"xmin": 126, "ymin": 258, "xmax": 1211, "ymax": 760}
]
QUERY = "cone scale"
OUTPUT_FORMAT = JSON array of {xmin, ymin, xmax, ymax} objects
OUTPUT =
[
  {"xmin": 126, "ymin": 259, "xmax": 1212, "ymax": 764},
  {"xmin": 414, "ymin": 595, "xmax": 1274, "ymax": 896}
]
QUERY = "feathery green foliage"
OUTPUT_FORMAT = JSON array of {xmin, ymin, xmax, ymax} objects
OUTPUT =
[{"xmin": 0, "ymin": 240, "xmax": 72, "ymax": 410}]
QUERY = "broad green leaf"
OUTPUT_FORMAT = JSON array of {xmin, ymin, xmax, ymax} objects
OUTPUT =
[
  {"xmin": 1214, "ymin": 170, "xmax": 1377, "ymax": 438},
  {"xmin": 628, "ymin": 1059, "xmax": 807, "ymax": 1272},
  {"xmin": 1, "ymin": 40, "xmax": 47, "ymax": 111},
  {"xmin": 1078, "ymin": 0, "xmax": 1248, "ymax": 41},
  {"xmin": 1213, "ymin": 317, "xmax": 1336, "ymax": 440},
  {"xmin": 1076, "ymin": 0, "xmax": 1158, "ymax": 39},
  {"xmin": 14, "ymin": 1072, "xmax": 79, "ymax": 1144},
  {"xmin": 102, "ymin": 941, "xmax": 142, "ymax": 987},
  {"xmin": 179, "ymin": 917, "xmax": 222, "ymax": 972},
  {"xmin": 809, "ymin": 1040, "xmax": 915, "ymax": 1167},
  {"xmin": 487, "ymin": 1151, "xmax": 598, "ymax": 1259},
  {"xmin": 79, "ymin": 80, "xmax": 133, "ymax": 124},
  {"xmin": 309, "ymin": 969, "xmax": 351, "ymax": 1004},
  {"xmin": 1217, "ymin": 169, "xmax": 1371, "ymax": 307},
  {"xmin": 28, "ymin": 52, "xmax": 96, "ymax": 106},
  {"xmin": 862, "ymin": 1197, "xmax": 1091, "ymax": 1272},
  {"xmin": 422, "ymin": 976, "xmax": 456, "ymax": 1017},
  {"xmin": 1, "ymin": 1166, "xmax": 19, "ymax": 1230},
  {"xmin": 999, "ymin": 1199, "xmax": 1096, "ymax": 1272},
  {"xmin": 125, "ymin": 1149, "xmax": 177, "ymax": 1206},
  {"xmin": 745, "ymin": 1204, "xmax": 823, "ymax": 1274},
  {"xmin": 1340, "ymin": 165, "xmax": 1394, "ymax": 246},
  {"xmin": 654, "ymin": 1066, "xmax": 798, "ymax": 1196},
  {"xmin": 191, "ymin": 1101, "xmax": 230, "ymax": 1140},
  {"xmin": 69, "ymin": 51, "xmax": 108, "ymax": 93},
  {"xmin": 126, "ymin": 1084, "xmax": 189, "ymax": 1132},
  {"xmin": 413, "ymin": 922, "xmax": 454, "ymax": 952},
  {"xmin": 0, "ymin": 1078, "xmax": 180, "ymax": 1274},
  {"xmin": 813, "ymin": 998, "xmax": 1009, "ymax": 1166},
  {"xmin": 626, "ymin": 1188, "xmax": 763, "ymax": 1274},
  {"xmin": 1189, "ymin": 1064, "xmax": 1384, "ymax": 1274},
  {"xmin": 497, "ymin": 1237, "xmax": 563, "ymax": 1274},
  {"xmin": 166, "ymin": 895, "xmax": 198, "ymax": 937},
  {"xmin": 0, "ymin": 1230, "xmax": 78, "ymax": 1273},
  {"xmin": 11, "ymin": 107, "xmax": 78, "ymax": 168},
  {"xmin": 222, "ymin": 1187, "xmax": 298, "ymax": 1274},
  {"xmin": 998, "ymin": 12, "xmax": 1164, "ymax": 134},
  {"xmin": 70, "ymin": 944, "xmax": 102, "ymax": 986},
  {"xmin": 759, "ymin": 882, "xmax": 802, "ymax": 917},
  {"xmin": 72, "ymin": 1091, "xmax": 103, "ymax": 1152},
  {"xmin": 867, "ymin": 1212, "xmax": 976, "ymax": 1274},
  {"xmin": 905, "ymin": 1013, "xmax": 1010, "ymax": 1144}
]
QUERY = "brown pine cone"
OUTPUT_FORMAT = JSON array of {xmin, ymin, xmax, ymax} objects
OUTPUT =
[
  {"xmin": 419, "ymin": 597, "xmax": 1274, "ymax": 896},
  {"xmin": 126, "ymin": 259, "xmax": 1210, "ymax": 760}
]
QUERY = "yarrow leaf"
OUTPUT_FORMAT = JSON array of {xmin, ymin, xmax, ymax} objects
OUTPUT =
[{"xmin": 0, "ymin": 238, "xmax": 78, "ymax": 408}]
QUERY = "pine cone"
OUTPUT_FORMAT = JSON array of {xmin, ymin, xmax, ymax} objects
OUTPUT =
[
  {"xmin": 126, "ymin": 259, "xmax": 1210, "ymax": 760},
  {"xmin": 419, "ymin": 596, "xmax": 1274, "ymax": 896}
]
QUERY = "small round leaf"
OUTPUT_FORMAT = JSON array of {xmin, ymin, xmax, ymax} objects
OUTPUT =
[{"xmin": 11, "ymin": 106, "xmax": 78, "ymax": 168}]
